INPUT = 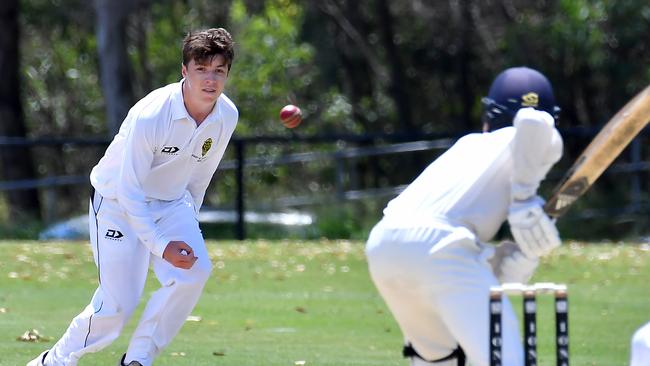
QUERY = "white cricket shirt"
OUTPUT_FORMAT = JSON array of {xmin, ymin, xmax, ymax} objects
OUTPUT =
[
  {"xmin": 382, "ymin": 108, "xmax": 562, "ymax": 243},
  {"xmin": 90, "ymin": 81, "xmax": 238, "ymax": 257}
]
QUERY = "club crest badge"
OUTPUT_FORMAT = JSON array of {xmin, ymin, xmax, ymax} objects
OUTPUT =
[
  {"xmin": 202, "ymin": 138, "xmax": 213, "ymax": 157},
  {"xmin": 521, "ymin": 92, "xmax": 539, "ymax": 107}
]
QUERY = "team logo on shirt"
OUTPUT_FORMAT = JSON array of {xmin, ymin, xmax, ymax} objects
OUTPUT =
[
  {"xmin": 161, "ymin": 146, "xmax": 180, "ymax": 154},
  {"xmin": 521, "ymin": 92, "xmax": 539, "ymax": 107},
  {"xmin": 105, "ymin": 229, "xmax": 124, "ymax": 241},
  {"xmin": 202, "ymin": 138, "xmax": 213, "ymax": 157},
  {"xmin": 192, "ymin": 138, "xmax": 213, "ymax": 162}
]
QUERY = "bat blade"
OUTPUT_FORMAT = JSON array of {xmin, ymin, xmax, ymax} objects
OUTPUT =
[{"xmin": 544, "ymin": 84, "xmax": 650, "ymax": 218}]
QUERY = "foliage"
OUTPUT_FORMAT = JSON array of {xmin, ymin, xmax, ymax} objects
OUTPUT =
[
  {"xmin": 310, "ymin": 199, "xmax": 383, "ymax": 240},
  {"xmin": 228, "ymin": 0, "xmax": 317, "ymax": 135},
  {"xmin": 4, "ymin": 0, "xmax": 650, "ymax": 239},
  {"xmin": 0, "ymin": 241, "xmax": 648, "ymax": 365},
  {"xmin": 0, "ymin": 196, "xmax": 42, "ymax": 239},
  {"xmin": 20, "ymin": 0, "xmax": 102, "ymax": 136}
]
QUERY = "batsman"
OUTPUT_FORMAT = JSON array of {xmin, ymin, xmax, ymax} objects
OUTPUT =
[{"xmin": 366, "ymin": 67, "xmax": 563, "ymax": 365}]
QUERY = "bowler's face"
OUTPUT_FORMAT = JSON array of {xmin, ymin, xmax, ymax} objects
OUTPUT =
[{"xmin": 181, "ymin": 55, "xmax": 229, "ymax": 105}]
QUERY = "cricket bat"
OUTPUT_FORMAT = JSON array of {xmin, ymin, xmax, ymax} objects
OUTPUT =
[{"xmin": 544, "ymin": 84, "xmax": 650, "ymax": 218}]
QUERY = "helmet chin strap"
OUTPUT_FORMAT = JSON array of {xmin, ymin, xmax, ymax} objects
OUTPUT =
[
  {"xmin": 481, "ymin": 97, "xmax": 516, "ymax": 131},
  {"xmin": 481, "ymin": 97, "xmax": 560, "ymax": 131}
]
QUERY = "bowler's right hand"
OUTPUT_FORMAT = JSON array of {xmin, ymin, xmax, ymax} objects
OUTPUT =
[{"xmin": 163, "ymin": 241, "xmax": 198, "ymax": 269}]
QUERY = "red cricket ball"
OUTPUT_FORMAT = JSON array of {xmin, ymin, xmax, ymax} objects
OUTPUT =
[{"xmin": 279, "ymin": 104, "xmax": 302, "ymax": 128}]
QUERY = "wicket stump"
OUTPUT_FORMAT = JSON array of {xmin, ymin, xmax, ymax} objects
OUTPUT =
[{"xmin": 489, "ymin": 282, "xmax": 569, "ymax": 366}]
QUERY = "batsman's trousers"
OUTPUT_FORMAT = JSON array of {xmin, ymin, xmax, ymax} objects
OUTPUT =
[{"xmin": 365, "ymin": 219, "xmax": 524, "ymax": 366}]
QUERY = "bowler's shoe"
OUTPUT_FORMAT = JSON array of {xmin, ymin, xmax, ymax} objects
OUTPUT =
[
  {"xmin": 26, "ymin": 350, "xmax": 49, "ymax": 366},
  {"xmin": 118, "ymin": 354, "xmax": 143, "ymax": 366}
]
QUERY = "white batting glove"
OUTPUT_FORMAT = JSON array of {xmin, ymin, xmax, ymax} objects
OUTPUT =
[
  {"xmin": 490, "ymin": 241, "xmax": 540, "ymax": 284},
  {"xmin": 508, "ymin": 197, "xmax": 561, "ymax": 258}
]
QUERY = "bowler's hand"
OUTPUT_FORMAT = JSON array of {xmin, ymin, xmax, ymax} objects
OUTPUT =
[{"xmin": 162, "ymin": 241, "xmax": 198, "ymax": 269}]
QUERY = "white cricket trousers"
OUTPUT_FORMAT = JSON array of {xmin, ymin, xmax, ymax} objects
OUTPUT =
[
  {"xmin": 44, "ymin": 190, "xmax": 212, "ymax": 366},
  {"xmin": 365, "ymin": 220, "xmax": 524, "ymax": 366},
  {"xmin": 630, "ymin": 321, "xmax": 650, "ymax": 366}
]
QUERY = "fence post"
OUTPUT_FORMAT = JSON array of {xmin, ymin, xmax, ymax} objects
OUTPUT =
[
  {"xmin": 630, "ymin": 138, "xmax": 641, "ymax": 213},
  {"xmin": 335, "ymin": 152, "xmax": 344, "ymax": 200},
  {"xmin": 235, "ymin": 140, "xmax": 245, "ymax": 240}
]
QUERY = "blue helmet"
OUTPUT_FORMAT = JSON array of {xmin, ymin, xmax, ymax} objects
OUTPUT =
[{"xmin": 481, "ymin": 67, "xmax": 560, "ymax": 131}]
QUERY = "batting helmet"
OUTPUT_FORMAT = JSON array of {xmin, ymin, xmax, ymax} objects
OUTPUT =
[{"xmin": 481, "ymin": 67, "xmax": 560, "ymax": 131}]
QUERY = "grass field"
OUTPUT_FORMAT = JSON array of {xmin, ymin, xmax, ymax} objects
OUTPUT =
[{"xmin": 0, "ymin": 240, "xmax": 648, "ymax": 366}]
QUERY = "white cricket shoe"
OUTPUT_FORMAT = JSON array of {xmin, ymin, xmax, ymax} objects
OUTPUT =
[
  {"xmin": 118, "ymin": 353, "xmax": 143, "ymax": 366},
  {"xmin": 26, "ymin": 350, "xmax": 49, "ymax": 366}
]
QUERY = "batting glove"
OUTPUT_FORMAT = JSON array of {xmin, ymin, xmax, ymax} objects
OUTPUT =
[
  {"xmin": 508, "ymin": 196, "xmax": 561, "ymax": 258},
  {"xmin": 490, "ymin": 241, "xmax": 539, "ymax": 284}
]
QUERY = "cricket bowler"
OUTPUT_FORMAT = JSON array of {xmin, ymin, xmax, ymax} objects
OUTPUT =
[{"xmin": 28, "ymin": 28, "xmax": 238, "ymax": 366}]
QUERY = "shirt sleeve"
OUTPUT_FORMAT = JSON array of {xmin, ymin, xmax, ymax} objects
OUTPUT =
[
  {"xmin": 116, "ymin": 115, "xmax": 171, "ymax": 258},
  {"xmin": 510, "ymin": 108, "xmax": 563, "ymax": 201}
]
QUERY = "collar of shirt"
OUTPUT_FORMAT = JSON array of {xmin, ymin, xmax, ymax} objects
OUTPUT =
[{"xmin": 170, "ymin": 79, "xmax": 222, "ymax": 126}]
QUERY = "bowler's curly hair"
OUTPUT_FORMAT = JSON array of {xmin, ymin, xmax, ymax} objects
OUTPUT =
[{"xmin": 182, "ymin": 28, "xmax": 235, "ymax": 70}]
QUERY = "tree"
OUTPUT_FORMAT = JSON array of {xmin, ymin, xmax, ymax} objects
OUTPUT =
[
  {"xmin": 0, "ymin": 0, "xmax": 41, "ymax": 220},
  {"xmin": 94, "ymin": 0, "xmax": 147, "ymax": 135},
  {"xmin": 376, "ymin": 0, "xmax": 413, "ymax": 133}
]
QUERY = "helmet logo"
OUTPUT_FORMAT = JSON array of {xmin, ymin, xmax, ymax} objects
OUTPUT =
[{"xmin": 521, "ymin": 92, "xmax": 539, "ymax": 107}]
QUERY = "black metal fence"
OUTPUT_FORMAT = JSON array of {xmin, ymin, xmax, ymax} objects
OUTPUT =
[{"xmin": 1, "ymin": 129, "xmax": 649, "ymax": 239}]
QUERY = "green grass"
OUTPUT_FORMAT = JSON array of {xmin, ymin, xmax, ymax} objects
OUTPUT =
[{"xmin": 0, "ymin": 240, "xmax": 648, "ymax": 366}]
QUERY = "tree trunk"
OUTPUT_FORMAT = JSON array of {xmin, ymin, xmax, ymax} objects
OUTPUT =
[
  {"xmin": 0, "ymin": 0, "xmax": 42, "ymax": 220},
  {"xmin": 94, "ymin": 0, "xmax": 140, "ymax": 135},
  {"xmin": 376, "ymin": 0, "xmax": 414, "ymax": 133},
  {"xmin": 458, "ymin": 0, "xmax": 475, "ymax": 132}
]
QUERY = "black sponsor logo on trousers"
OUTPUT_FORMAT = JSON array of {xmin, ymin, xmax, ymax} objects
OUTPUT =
[{"xmin": 105, "ymin": 229, "xmax": 124, "ymax": 240}]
